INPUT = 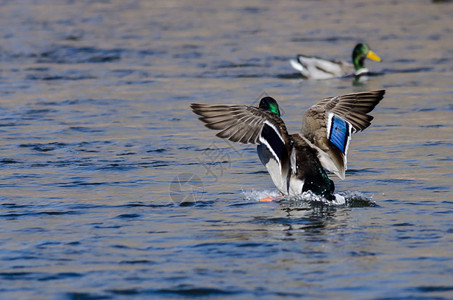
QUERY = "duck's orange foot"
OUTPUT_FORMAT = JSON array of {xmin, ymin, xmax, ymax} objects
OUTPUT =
[{"xmin": 259, "ymin": 196, "xmax": 275, "ymax": 202}]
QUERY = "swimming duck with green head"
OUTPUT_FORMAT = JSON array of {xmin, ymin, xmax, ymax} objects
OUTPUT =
[{"xmin": 289, "ymin": 43, "xmax": 381, "ymax": 80}]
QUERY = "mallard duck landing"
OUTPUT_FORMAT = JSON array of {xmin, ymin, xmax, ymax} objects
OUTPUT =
[
  {"xmin": 289, "ymin": 43, "xmax": 381, "ymax": 80},
  {"xmin": 191, "ymin": 90, "xmax": 385, "ymax": 201}
]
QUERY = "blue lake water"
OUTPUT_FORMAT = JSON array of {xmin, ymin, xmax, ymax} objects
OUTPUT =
[{"xmin": 0, "ymin": 0, "xmax": 452, "ymax": 299}]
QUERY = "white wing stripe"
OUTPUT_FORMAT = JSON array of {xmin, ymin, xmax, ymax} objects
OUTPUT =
[
  {"xmin": 259, "ymin": 135, "xmax": 282, "ymax": 175},
  {"xmin": 263, "ymin": 120, "xmax": 285, "ymax": 144}
]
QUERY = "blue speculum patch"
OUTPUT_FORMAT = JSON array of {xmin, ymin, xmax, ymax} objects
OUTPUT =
[{"xmin": 329, "ymin": 116, "xmax": 348, "ymax": 153}]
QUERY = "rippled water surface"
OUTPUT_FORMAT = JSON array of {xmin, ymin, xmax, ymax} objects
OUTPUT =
[{"xmin": 1, "ymin": 1, "xmax": 452, "ymax": 299}]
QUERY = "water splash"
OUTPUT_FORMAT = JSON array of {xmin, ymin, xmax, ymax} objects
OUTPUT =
[
  {"xmin": 242, "ymin": 189, "xmax": 282, "ymax": 202},
  {"xmin": 242, "ymin": 190, "xmax": 376, "ymax": 208}
]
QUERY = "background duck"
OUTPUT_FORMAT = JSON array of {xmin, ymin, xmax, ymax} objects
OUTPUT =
[
  {"xmin": 191, "ymin": 90, "xmax": 385, "ymax": 201},
  {"xmin": 289, "ymin": 43, "xmax": 382, "ymax": 80}
]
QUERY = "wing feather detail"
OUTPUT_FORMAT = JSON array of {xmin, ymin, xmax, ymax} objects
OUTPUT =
[
  {"xmin": 313, "ymin": 90, "xmax": 385, "ymax": 132},
  {"xmin": 190, "ymin": 103, "xmax": 290, "ymax": 146},
  {"xmin": 301, "ymin": 90, "xmax": 385, "ymax": 179}
]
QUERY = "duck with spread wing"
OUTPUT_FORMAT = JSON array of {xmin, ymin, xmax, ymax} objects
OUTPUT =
[{"xmin": 191, "ymin": 90, "xmax": 385, "ymax": 201}]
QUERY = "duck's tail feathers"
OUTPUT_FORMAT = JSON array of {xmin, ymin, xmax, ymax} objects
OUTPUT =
[
  {"xmin": 289, "ymin": 58, "xmax": 310, "ymax": 78},
  {"xmin": 289, "ymin": 59, "xmax": 304, "ymax": 72}
]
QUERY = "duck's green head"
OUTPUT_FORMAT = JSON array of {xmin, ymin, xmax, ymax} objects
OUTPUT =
[
  {"xmin": 352, "ymin": 43, "xmax": 381, "ymax": 71},
  {"xmin": 259, "ymin": 97, "xmax": 281, "ymax": 117}
]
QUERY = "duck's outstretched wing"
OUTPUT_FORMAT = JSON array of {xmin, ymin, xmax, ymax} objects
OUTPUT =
[
  {"xmin": 191, "ymin": 103, "xmax": 291, "ymax": 144},
  {"xmin": 300, "ymin": 90, "xmax": 385, "ymax": 179},
  {"xmin": 192, "ymin": 103, "xmax": 295, "ymax": 195}
]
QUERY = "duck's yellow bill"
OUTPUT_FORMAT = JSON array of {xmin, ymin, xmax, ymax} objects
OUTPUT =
[{"xmin": 366, "ymin": 50, "xmax": 381, "ymax": 62}]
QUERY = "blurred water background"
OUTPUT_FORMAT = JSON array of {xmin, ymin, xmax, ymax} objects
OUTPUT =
[{"xmin": 0, "ymin": 0, "xmax": 452, "ymax": 299}]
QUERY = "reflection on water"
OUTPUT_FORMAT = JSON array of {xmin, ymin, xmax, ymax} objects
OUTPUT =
[{"xmin": 0, "ymin": 0, "xmax": 452, "ymax": 299}]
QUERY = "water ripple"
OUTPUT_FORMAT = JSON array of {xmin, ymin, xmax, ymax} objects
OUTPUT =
[{"xmin": 37, "ymin": 46, "xmax": 122, "ymax": 64}]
